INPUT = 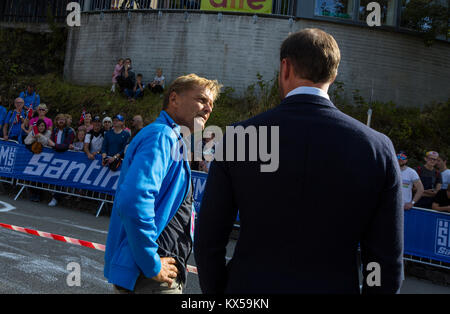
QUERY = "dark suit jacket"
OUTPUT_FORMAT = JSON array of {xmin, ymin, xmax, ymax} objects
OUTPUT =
[{"xmin": 194, "ymin": 94, "xmax": 403, "ymax": 294}]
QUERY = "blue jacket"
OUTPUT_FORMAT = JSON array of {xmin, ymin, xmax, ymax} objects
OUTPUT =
[
  {"xmin": 19, "ymin": 91, "xmax": 40, "ymax": 110},
  {"xmin": 104, "ymin": 110, "xmax": 191, "ymax": 291}
]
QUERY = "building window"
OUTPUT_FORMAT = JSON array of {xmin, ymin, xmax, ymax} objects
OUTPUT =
[
  {"xmin": 358, "ymin": 0, "xmax": 397, "ymax": 26},
  {"xmin": 314, "ymin": 0, "xmax": 354, "ymax": 19}
]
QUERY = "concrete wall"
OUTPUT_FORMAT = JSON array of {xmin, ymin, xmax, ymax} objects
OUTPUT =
[{"xmin": 64, "ymin": 11, "xmax": 450, "ymax": 106}]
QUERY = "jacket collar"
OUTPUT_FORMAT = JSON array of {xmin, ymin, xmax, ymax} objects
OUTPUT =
[{"xmin": 280, "ymin": 94, "xmax": 337, "ymax": 110}]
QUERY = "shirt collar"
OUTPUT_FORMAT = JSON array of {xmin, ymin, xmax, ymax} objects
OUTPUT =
[{"xmin": 285, "ymin": 86, "xmax": 330, "ymax": 100}]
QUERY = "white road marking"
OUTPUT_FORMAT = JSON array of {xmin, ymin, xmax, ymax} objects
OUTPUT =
[{"xmin": 0, "ymin": 201, "xmax": 16, "ymax": 212}]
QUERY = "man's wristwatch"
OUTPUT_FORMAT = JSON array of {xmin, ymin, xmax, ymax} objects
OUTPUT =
[{"xmin": 412, "ymin": 201, "xmax": 416, "ymax": 205}]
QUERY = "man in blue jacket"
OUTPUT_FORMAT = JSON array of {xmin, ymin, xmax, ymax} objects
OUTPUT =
[
  {"xmin": 104, "ymin": 74, "xmax": 221, "ymax": 294},
  {"xmin": 19, "ymin": 83, "xmax": 40, "ymax": 111}
]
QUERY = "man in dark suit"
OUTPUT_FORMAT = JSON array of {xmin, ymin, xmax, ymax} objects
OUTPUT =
[{"xmin": 194, "ymin": 28, "xmax": 403, "ymax": 294}]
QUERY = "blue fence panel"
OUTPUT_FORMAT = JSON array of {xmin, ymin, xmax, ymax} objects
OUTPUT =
[{"xmin": 405, "ymin": 207, "xmax": 450, "ymax": 264}]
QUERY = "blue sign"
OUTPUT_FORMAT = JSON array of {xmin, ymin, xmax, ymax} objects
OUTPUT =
[
  {"xmin": 0, "ymin": 141, "xmax": 120, "ymax": 195},
  {"xmin": 404, "ymin": 208, "xmax": 450, "ymax": 264},
  {"xmin": 191, "ymin": 170, "xmax": 208, "ymax": 213}
]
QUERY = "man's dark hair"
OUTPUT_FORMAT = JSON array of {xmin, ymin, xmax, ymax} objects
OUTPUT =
[
  {"xmin": 125, "ymin": 58, "xmax": 132, "ymax": 63},
  {"xmin": 439, "ymin": 154, "xmax": 447, "ymax": 162},
  {"xmin": 280, "ymin": 28, "xmax": 341, "ymax": 84},
  {"xmin": 137, "ymin": 73, "xmax": 143, "ymax": 77}
]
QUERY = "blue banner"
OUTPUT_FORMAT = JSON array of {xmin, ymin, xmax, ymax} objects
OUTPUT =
[
  {"xmin": 0, "ymin": 140, "xmax": 120, "ymax": 195},
  {"xmin": 405, "ymin": 208, "xmax": 450, "ymax": 264}
]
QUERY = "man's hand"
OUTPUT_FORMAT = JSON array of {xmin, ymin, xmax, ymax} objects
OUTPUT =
[
  {"xmin": 152, "ymin": 257, "xmax": 179, "ymax": 288},
  {"xmin": 404, "ymin": 202, "xmax": 414, "ymax": 210},
  {"xmin": 87, "ymin": 153, "xmax": 95, "ymax": 160}
]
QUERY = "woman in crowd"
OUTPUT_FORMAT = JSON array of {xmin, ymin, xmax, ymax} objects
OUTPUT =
[
  {"xmin": 27, "ymin": 104, "xmax": 52, "ymax": 134},
  {"xmin": 24, "ymin": 119, "xmax": 52, "ymax": 202},
  {"xmin": 78, "ymin": 112, "xmax": 93, "ymax": 132},
  {"xmin": 24, "ymin": 119, "xmax": 52, "ymax": 147}
]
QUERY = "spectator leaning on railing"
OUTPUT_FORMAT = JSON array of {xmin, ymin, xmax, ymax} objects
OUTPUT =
[
  {"xmin": 48, "ymin": 114, "xmax": 75, "ymax": 153},
  {"xmin": 3, "ymin": 97, "xmax": 28, "ymax": 143},
  {"xmin": 24, "ymin": 119, "xmax": 52, "ymax": 148},
  {"xmin": 415, "ymin": 151, "xmax": 442, "ymax": 209},
  {"xmin": 73, "ymin": 128, "xmax": 87, "ymax": 152},
  {"xmin": 101, "ymin": 114, "xmax": 130, "ymax": 170},
  {"xmin": 397, "ymin": 151, "xmax": 424, "ymax": 210},
  {"xmin": 432, "ymin": 185, "xmax": 450, "ymax": 212},
  {"xmin": 84, "ymin": 115, "xmax": 104, "ymax": 160}
]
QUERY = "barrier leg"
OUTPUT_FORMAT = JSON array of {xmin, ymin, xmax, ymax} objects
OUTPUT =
[
  {"xmin": 14, "ymin": 185, "xmax": 26, "ymax": 201},
  {"xmin": 96, "ymin": 201, "xmax": 105, "ymax": 218}
]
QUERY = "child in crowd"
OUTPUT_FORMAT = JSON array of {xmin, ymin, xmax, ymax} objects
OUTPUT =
[
  {"xmin": 73, "ymin": 128, "xmax": 86, "ymax": 151},
  {"xmin": 149, "ymin": 68, "xmax": 165, "ymax": 94},
  {"xmin": 125, "ymin": 73, "xmax": 145, "ymax": 101},
  {"xmin": 111, "ymin": 59, "xmax": 124, "ymax": 93}
]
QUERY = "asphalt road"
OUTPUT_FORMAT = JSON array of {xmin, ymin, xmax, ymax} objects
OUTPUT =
[{"xmin": 0, "ymin": 192, "xmax": 448, "ymax": 294}]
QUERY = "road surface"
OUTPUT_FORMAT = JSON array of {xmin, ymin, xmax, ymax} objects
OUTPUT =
[{"xmin": 0, "ymin": 193, "xmax": 448, "ymax": 294}]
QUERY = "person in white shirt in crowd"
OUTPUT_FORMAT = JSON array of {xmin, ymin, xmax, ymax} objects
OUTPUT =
[
  {"xmin": 84, "ymin": 115, "xmax": 105, "ymax": 160},
  {"xmin": 397, "ymin": 151, "xmax": 424, "ymax": 210},
  {"xmin": 149, "ymin": 68, "xmax": 165, "ymax": 94},
  {"xmin": 436, "ymin": 154, "xmax": 450, "ymax": 190}
]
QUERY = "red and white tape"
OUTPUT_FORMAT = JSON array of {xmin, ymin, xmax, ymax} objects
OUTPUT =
[{"xmin": 0, "ymin": 222, "xmax": 198, "ymax": 275}]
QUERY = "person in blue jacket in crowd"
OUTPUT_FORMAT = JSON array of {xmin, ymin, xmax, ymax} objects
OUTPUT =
[
  {"xmin": 104, "ymin": 74, "xmax": 221, "ymax": 294},
  {"xmin": 0, "ymin": 99, "xmax": 7, "ymax": 138},
  {"xmin": 19, "ymin": 83, "xmax": 40, "ymax": 111},
  {"xmin": 2, "ymin": 98, "xmax": 28, "ymax": 143}
]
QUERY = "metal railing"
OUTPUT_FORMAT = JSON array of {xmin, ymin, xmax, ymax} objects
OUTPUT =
[
  {"xmin": 90, "ymin": 0, "xmax": 295, "ymax": 15},
  {"xmin": 0, "ymin": 0, "xmax": 295, "ymax": 23},
  {"xmin": 14, "ymin": 178, "xmax": 114, "ymax": 217}
]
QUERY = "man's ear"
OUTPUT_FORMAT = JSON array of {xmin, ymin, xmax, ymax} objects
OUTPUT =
[
  {"xmin": 168, "ymin": 91, "xmax": 178, "ymax": 110},
  {"xmin": 280, "ymin": 58, "xmax": 290, "ymax": 82}
]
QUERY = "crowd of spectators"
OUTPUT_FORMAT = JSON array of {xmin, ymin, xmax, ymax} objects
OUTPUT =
[
  {"xmin": 0, "ymin": 84, "xmax": 153, "ymax": 207},
  {"xmin": 398, "ymin": 151, "xmax": 450, "ymax": 212},
  {"xmin": 111, "ymin": 58, "xmax": 165, "ymax": 102},
  {"xmin": 1, "ymin": 82, "xmax": 447, "ymax": 213}
]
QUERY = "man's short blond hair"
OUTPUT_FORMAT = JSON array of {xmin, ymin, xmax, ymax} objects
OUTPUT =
[{"xmin": 162, "ymin": 74, "xmax": 222, "ymax": 110}]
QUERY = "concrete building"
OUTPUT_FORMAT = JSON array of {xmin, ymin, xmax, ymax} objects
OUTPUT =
[{"xmin": 3, "ymin": 0, "xmax": 450, "ymax": 106}]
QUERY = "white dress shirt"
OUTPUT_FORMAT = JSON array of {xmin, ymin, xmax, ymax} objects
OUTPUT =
[{"xmin": 285, "ymin": 86, "xmax": 330, "ymax": 100}]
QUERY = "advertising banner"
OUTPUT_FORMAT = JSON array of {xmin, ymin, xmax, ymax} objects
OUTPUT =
[
  {"xmin": 201, "ymin": 0, "xmax": 273, "ymax": 14},
  {"xmin": 0, "ymin": 141, "xmax": 120, "ymax": 195},
  {"xmin": 405, "ymin": 207, "xmax": 450, "ymax": 264}
]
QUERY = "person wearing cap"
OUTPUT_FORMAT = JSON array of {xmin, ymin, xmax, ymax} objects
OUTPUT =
[
  {"xmin": 103, "ymin": 117, "xmax": 112, "ymax": 134},
  {"xmin": 101, "ymin": 114, "xmax": 130, "ymax": 166},
  {"xmin": 415, "ymin": 151, "xmax": 442, "ymax": 209},
  {"xmin": 104, "ymin": 74, "xmax": 221, "ymax": 294},
  {"xmin": 27, "ymin": 104, "xmax": 52, "ymax": 133},
  {"xmin": 3, "ymin": 97, "xmax": 28, "ymax": 143},
  {"xmin": 84, "ymin": 115, "xmax": 105, "ymax": 160},
  {"xmin": 397, "ymin": 152, "xmax": 424, "ymax": 210}
]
